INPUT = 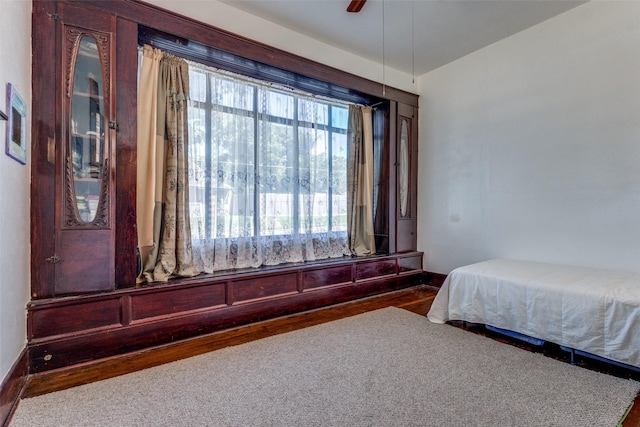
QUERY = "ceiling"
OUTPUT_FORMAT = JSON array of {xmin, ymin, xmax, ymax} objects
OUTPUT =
[{"xmin": 219, "ymin": 0, "xmax": 586, "ymax": 76}]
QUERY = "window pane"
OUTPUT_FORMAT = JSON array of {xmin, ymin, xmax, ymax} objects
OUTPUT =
[
  {"xmin": 299, "ymin": 126, "xmax": 329, "ymax": 233},
  {"xmin": 331, "ymin": 133, "xmax": 348, "ymax": 231},
  {"xmin": 259, "ymin": 121, "xmax": 294, "ymax": 236},
  {"xmin": 212, "ymin": 77, "xmax": 254, "ymax": 111},
  {"xmin": 331, "ymin": 106, "xmax": 349, "ymax": 130},
  {"xmin": 259, "ymin": 89, "xmax": 293, "ymax": 119},
  {"xmin": 331, "ymin": 132, "xmax": 347, "ymax": 193},
  {"xmin": 214, "ymin": 110, "xmax": 255, "ymax": 238},
  {"xmin": 298, "ymin": 99, "xmax": 327, "ymax": 125},
  {"xmin": 188, "ymin": 105, "xmax": 207, "ymax": 239},
  {"xmin": 188, "ymin": 62, "xmax": 350, "ymax": 259},
  {"xmin": 190, "ymin": 70, "xmax": 207, "ymax": 102}
]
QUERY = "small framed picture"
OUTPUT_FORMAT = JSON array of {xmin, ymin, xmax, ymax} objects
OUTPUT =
[{"xmin": 6, "ymin": 83, "xmax": 27, "ymax": 165}]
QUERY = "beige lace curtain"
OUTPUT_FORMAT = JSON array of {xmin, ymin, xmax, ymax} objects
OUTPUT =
[
  {"xmin": 137, "ymin": 46, "xmax": 199, "ymax": 282},
  {"xmin": 347, "ymin": 105, "xmax": 376, "ymax": 256},
  {"xmin": 137, "ymin": 48, "xmax": 377, "ymax": 281}
]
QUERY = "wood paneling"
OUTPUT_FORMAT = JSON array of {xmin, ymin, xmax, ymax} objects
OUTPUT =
[
  {"xmin": 130, "ymin": 283, "xmax": 226, "ymax": 321},
  {"xmin": 356, "ymin": 259, "xmax": 396, "ymax": 280},
  {"xmin": 423, "ymin": 272, "xmax": 448, "ymax": 288},
  {"xmin": 30, "ymin": 0, "xmax": 57, "ymax": 299},
  {"xmin": 29, "ymin": 298, "xmax": 122, "ymax": 337},
  {"xmin": 53, "ymin": 3, "xmax": 117, "ymax": 296},
  {"xmin": 22, "ymin": 285, "xmax": 438, "ymax": 398},
  {"xmin": 114, "ymin": 16, "xmax": 139, "ymax": 288},
  {"xmin": 231, "ymin": 272, "xmax": 298, "ymax": 304},
  {"xmin": 28, "ymin": 277, "xmax": 420, "ymax": 372},
  {"xmin": 54, "ymin": 230, "xmax": 114, "ymax": 295},
  {"xmin": 27, "ymin": 253, "xmax": 424, "ymax": 372},
  {"xmin": 398, "ymin": 254, "xmax": 422, "ymax": 273},
  {"xmin": 32, "ymin": 0, "xmax": 419, "ymax": 298},
  {"xmin": 28, "ymin": 0, "xmax": 423, "ymax": 385},
  {"xmin": 302, "ymin": 265, "xmax": 352, "ymax": 290}
]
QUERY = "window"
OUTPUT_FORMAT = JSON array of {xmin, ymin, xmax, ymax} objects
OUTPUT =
[{"xmin": 187, "ymin": 63, "xmax": 351, "ymax": 271}]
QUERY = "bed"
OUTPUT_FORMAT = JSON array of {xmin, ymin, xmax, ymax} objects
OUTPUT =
[{"xmin": 427, "ymin": 258, "xmax": 640, "ymax": 369}]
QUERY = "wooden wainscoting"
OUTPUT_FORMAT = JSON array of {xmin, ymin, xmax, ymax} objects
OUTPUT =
[
  {"xmin": 27, "ymin": 252, "xmax": 423, "ymax": 373},
  {"xmin": 422, "ymin": 271, "xmax": 448, "ymax": 288},
  {"xmin": 23, "ymin": 284, "xmax": 438, "ymax": 398}
]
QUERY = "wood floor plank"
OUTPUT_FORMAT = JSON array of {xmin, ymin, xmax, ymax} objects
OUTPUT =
[{"xmin": 625, "ymin": 401, "xmax": 640, "ymax": 427}]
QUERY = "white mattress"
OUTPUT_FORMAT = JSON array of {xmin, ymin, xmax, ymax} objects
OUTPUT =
[{"xmin": 427, "ymin": 259, "xmax": 640, "ymax": 368}]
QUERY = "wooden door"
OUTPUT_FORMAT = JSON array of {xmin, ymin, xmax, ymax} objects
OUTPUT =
[{"xmin": 31, "ymin": 2, "xmax": 116, "ymax": 297}]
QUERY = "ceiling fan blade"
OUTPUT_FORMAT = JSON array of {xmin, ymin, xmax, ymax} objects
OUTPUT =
[{"xmin": 347, "ymin": 0, "xmax": 367, "ymax": 13}]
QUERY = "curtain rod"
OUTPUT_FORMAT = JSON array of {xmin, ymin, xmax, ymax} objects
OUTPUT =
[{"xmin": 186, "ymin": 58, "xmax": 355, "ymax": 108}]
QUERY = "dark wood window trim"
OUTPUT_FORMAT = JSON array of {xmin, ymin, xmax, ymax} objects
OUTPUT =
[
  {"xmin": 33, "ymin": 0, "xmax": 418, "ymax": 297},
  {"xmin": 127, "ymin": 5, "xmax": 407, "ymax": 283},
  {"xmin": 29, "ymin": 0, "xmax": 421, "ymax": 373},
  {"xmin": 68, "ymin": 0, "xmax": 417, "ymax": 289},
  {"xmin": 78, "ymin": 0, "xmax": 419, "ymax": 106},
  {"xmin": 139, "ymin": 26, "xmax": 380, "ymax": 106}
]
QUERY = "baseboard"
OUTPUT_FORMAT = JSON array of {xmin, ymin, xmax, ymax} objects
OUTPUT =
[
  {"xmin": 423, "ymin": 271, "xmax": 447, "ymax": 288},
  {"xmin": 0, "ymin": 348, "xmax": 28, "ymax": 427}
]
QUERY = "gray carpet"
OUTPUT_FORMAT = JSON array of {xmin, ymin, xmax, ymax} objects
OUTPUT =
[{"xmin": 11, "ymin": 307, "xmax": 639, "ymax": 427}]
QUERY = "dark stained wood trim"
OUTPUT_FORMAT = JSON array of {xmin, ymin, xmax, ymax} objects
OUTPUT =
[
  {"xmin": 0, "ymin": 349, "xmax": 28, "ymax": 427},
  {"xmin": 347, "ymin": 0, "xmax": 367, "ymax": 13},
  {"xmin": 28, "ymin": 274, "xmax": 423, "ymax": 372},
  {"xmin": 373, "ymin": 105, "xmax": 390, "ymax": 253},
  {"xmin": 387, "ymin": 101, "xmax": 398, "ymax": 253},
  {"xmin": 423, "ymin": 271, "xmax": 448, "ymax": 288},
  {"xmin": 114, "ymin": 16, "xmax": 139, "ymax": 288},
  {"xmin": 395, "ymin": 103, "xmax": 418, "ymax": 252},
  {"xmin": 30, "ymin": 0, "xmax": 58, "ymax": 299},
  {"xmin": 70, "ymin": 0, "xmax": 418, "ymax": 106},
  {"xmin": 22, "ymin": 285, "xmax": 438, "ymax": 397},
  {"xmin": 33, "ymin": 0, "xmax": 419, "ymax": 297},
  {"xmin": 28, "ymin": 253, "xmax": 424, "ymax": 372}
]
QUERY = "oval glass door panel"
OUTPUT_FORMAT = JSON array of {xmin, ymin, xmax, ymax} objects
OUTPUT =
[
  {"xmin": 399, "ymin": 118, "xmax": 409, "ymax": 217},
  {"xmin": 71, "ymin": 36, "xmax": 105, "ymax": 223}
]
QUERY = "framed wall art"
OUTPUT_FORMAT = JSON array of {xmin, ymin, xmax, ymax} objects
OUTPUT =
[{"xmin": 6, "ymin": 83, "xmax": 27, "ymax": 164}]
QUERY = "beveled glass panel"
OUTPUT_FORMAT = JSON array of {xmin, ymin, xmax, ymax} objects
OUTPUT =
[
  {"xmin": 399, "ymin": 118, "xmax": 409, "ymax": 217},
  {"xmin": 71, "ymin": 36, "xmax": 105, "ymax": 223}
]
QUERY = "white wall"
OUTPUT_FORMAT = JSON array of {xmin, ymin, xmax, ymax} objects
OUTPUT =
[
  {"xmin": 0, "ymin": 1, "xmax": 31, "ymax": 382},
  {"xmin": 417, "ymin": 1, "xmax": 640, "ymax": 275},
  {"xmin": 143, "ymin": 0, "xmax": 417, "ymax": 94}
]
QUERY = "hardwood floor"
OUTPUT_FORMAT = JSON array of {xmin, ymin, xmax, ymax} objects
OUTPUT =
[{"xmin": 20, "ymin": 284, "xmax": 640, "ymax": 426}]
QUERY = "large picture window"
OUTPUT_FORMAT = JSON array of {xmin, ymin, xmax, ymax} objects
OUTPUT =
[{"xmin": 187, "ymin": 63, "xmax": 351, "ymax": 271}]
